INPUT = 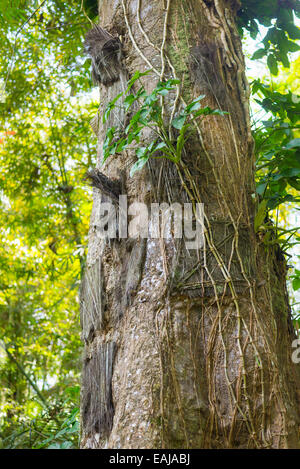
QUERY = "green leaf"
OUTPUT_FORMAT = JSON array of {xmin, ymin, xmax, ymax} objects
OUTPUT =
[
  {"xmin": 103, "ymin": 92, "xmax": 123, "ymax": 123},
  {"xmin": 285, "ymin": 23, "xmax": 300, "ymax": 40},
  {"xmin": 256, "ymin": 182, "xmax": 267, "ymax": 196},
  {"xmin": 286, "ymin": 41, "xmax": 300, "ymax": 52},
  {"xmin": 251, "ymin": 48, "xmax": 267, "ymax": 60},
  {"xmin": 136, "ymin": 146, "xmax": 147, "ymax": 158},
  {"xmin": 211, "ymin": 109, "xmax": 228, "ymax": 116},
  {"xmin": 185, "ymin": 95, "xmax": 205, "ymax": 113},
  {"xmin": 116, "ymin": 138, "xmax": 128, "ymax": 152},
  {"xmin": 144, "ymin": 93, "xmax": 159, "ymax": 106},
  {"xmin": 267, "ymin": 54, "xmax": 278, "ymax": 76},
  {"xmin": 157, "ymin": 88, "xmax": 169, "ymax": 96},
  {"xmin": 126, "ymin": 70, "xmax": 151, "ymax": 92},
  {"xmin": 60, "ymin": 441, "xmax": 73, "ymax": 449},
  {"xmin": 124, "ymin": 93, "xmax": 136, "ymax": 111},
  {"xmin": 172, "ymin": 115, "xmax": 186, "ymax": 129},
  {"xmin": 176, "ymin": 125, "xmax": 189, "ymax": 160},
  {"xmin": 289, "ymin": 178, "xmax": 300, "ymax": 190},
  {"xmin": 192, "ymin": 106, "xmax": 226, "ymax": 117},
  {"xmin": 278, "ymin": 51, "xmax": 290, "ymax": 68},
  {"xmin": 153, "ymin": 142, "xmax": 167, "ymax": 151},
  {"xmin": 292, "ymin": 277, "xmax": 300, "ymax": 291},
  {"xmin": 276, "ymin": 168, "xmax": 300, "ymax": 178},
  {"xmin": 130, "ymin": 155, "xmax": 149, "ymax": 177},
  {"xmin": 254, "ymin": 199, "xmax": 267, "ymax": 232},
  {"xmin": 167, "ymin": 79, "xmax": 180, "ymax": 86},
  {"xmin": 286, "ymin": 138, "xmax": 300, "ymax": 149}
]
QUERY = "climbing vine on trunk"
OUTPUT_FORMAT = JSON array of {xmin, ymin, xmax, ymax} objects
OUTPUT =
[{"xmin": 80, "ymin": 0, "xmax": 300, "ymax": 449}]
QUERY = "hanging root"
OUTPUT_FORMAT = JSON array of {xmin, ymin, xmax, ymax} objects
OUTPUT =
[
  {"xmin": 81, "ymin": 341, "xmax": 117, "ymax": 438},
  {"xmin": 85, "ymin": 168, "xmax": 122, "ymax": 204},
  {"xmin": 84, "ymin": 25, "xmax": 122, "ymax": 86}
]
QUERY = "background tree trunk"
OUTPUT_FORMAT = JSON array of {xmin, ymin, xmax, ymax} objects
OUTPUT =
[{"xmin": 80, "ymin": 0, "xmax": 300, "ymax": 449}]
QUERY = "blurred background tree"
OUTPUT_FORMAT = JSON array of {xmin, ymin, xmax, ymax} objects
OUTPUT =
[{"xmin": 0, "ymin": 0, "xmax": 98, "ymax": 449}]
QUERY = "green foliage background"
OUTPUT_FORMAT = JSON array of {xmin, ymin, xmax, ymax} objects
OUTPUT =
[
  {"xmin": 0, "ymin": 0, "xmax": 299, "ymax": 449},
  {"xmin": 0, "ymin": 0, "xmax": 98, "ymax": 449}
]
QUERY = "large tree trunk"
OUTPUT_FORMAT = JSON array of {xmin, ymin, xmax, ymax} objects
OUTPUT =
[{"xmin": 80, "ymin": 0, "xmax": 300, "ymax": 449}]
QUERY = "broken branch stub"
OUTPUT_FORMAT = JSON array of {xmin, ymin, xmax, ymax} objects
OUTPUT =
[{"xmin": 84, "ymin": 25, "xmax": 122, "ymax": 86}]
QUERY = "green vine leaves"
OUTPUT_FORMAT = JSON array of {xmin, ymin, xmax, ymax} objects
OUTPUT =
[
  {"xmin": 253, "ymin": 80, "xmax": 300, "ymax": 251},
  {"xmin": 238, "ymin": 2, "xmax": 300, "ymax": 75},
  {"xmin": 102, "ymin": 70, "xmax": 227, "ymax": 177}
]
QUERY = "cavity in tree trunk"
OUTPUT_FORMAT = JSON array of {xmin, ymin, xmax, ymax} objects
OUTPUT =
[{"xmin": 80, "ymin": 0, "xmax": 300, "ymax": 449}]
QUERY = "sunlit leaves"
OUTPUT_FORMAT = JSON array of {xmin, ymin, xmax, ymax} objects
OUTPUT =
[
  {"xmin": 238, "ymin": 1, "xmax": 300, "ymax": 75},
  {"xmin": 292, "ymin": 269, "xmax": 300, "ymax": 291},
  {"xmin": 252, "ymin": 77, "xmax": 300, "ymax": 310},
  {"xmin": 254, "ymin": 199, "xmax": 268, "ymax": 232},
  {"xmin": 253, "ymin": 79, "xmax": 300, "ymax": 211},
  {"xmin": 0, "ymin": 0, "xmax": 96, "ymax": 449}
]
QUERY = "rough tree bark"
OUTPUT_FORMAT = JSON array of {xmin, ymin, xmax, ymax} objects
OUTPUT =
[{"xmin": 80, "ymin": 0, "xmax": 300, "ymax": 448}]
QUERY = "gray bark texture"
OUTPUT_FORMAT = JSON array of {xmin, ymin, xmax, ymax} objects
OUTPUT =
[{"xmin": 80, "ymin": 0, "xmax": 300, "ymax": 448}]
